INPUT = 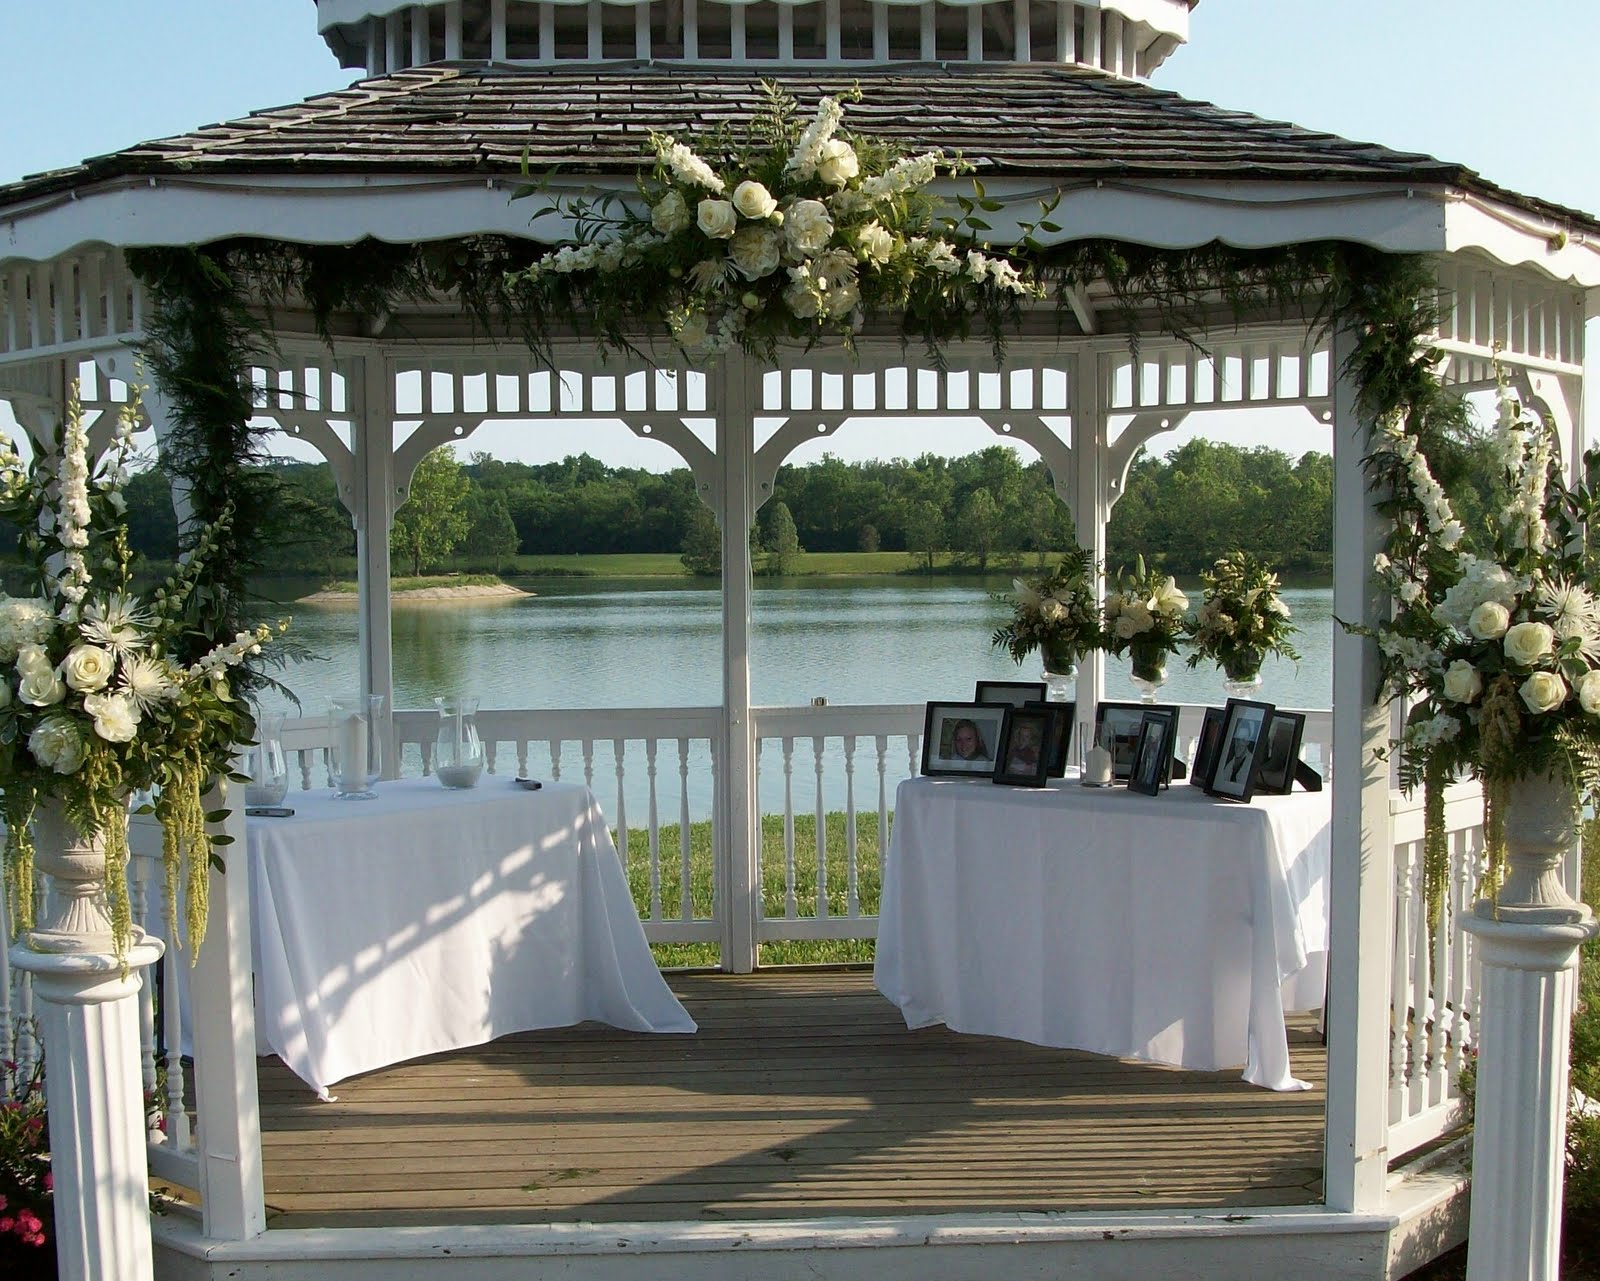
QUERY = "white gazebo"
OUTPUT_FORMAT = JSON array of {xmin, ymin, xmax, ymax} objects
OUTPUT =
[{"xmin": 2, "ymin": 2, "xmax": 1597, "ymax": 1279}]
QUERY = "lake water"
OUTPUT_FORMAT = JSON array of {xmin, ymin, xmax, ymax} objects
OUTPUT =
[{"xmin": 261, "ymin": 578, "xmax": 1335, "ymax": 716}]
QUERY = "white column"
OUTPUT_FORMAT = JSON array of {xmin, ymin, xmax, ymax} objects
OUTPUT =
[
  {"xmin": 355, "ymin": 353, "xmax": 397, "ymax": 773},
  {"xmin": 716, "ymin": 355, "xmax": 758, "ymax": 974},
  {"xmin": 1071, "ymin": 346, "xmax": 1106, "ymax": 714},
  {"xmin": 1322, "ymin": 324, "xmax": 1396, "ymax": 1213},
  {"xmin": 11, "ymin": 939, "xmax": 164, "ymax": 1281}
]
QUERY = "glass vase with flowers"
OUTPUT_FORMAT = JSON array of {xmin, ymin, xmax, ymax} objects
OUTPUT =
[
  {"xmin": 1103, "ymin": 556, "xmax": 1189, "ymax": 701},
  {"xmin": 991, "ymin": 548, "xmax": 1104, "ymax": 699},
  {"xmin": 1185, "ymin": 551, "xmax": 1300, "ymax": 696}
]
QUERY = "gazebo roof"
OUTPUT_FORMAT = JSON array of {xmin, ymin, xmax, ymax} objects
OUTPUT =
[{"xmin": 4, "ymin": 63, "xmax": 1595, "ymax": 235}]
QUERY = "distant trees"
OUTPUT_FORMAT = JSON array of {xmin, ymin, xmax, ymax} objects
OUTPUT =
[
  {"xmin": 680, "ymin": 507, "xmax": 721, "ymax": 576},
  {"xmin": 761, "ymin": 501, "xmax": 801, "ymax": 576},
  {"xmin": 391, "ymin": 448, "xmax": 470, "ymax": 576}
]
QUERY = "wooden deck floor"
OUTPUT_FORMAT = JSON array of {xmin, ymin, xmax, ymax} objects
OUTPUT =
[{"xmin": 255, "ymin": 970, "xmax": 1327, "ymax": 1229}]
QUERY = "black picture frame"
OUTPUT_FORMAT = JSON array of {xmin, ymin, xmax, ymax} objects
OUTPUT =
[
  {"xmin": 992, "ymin": 706, "xmax": 1054, "ymax": 787},
  {"xmin": 1127, "ymin": 710, "xmax": 1177, "ymax": 796},
  {"xmin": 920, "ymin": 701, "xmax": 1009, "ymax": 778},
  {"xmin": 974, "ymin": 679, "xmax": 1047, "ymax": 707},
  {"xmin": 1254, "ymin": 710, "xmax": 1307, "ymax": 795},
  {"xmin": 1093, "ymin": 701, "xmax": 1180, "ymax": 782},
  {"xmin": 1023, "ymin": 700, "xmax": 1075, "ymax": 778},
  {"xmin": 1188, "ymin": 706, "xmax": 1227, "ymax": 790},
  {"xmin": 1205, "ymin": 698, "xmax": 1276, "ymax": 802}
]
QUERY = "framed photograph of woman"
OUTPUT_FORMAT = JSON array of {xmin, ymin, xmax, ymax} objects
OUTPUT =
[
  {"xmin": 1254, "ymin": 710, "xmax": 1307, "ymax": 795},
  {"xmin": 974, "ymin": 679, "xmax": 1047, "ymax": 707},
  {"xmin": 992, "ymin": 706, "xmax": 1053, "ymax": 786},
  {"xmin": 1188, "ymin": 706, "xmax": 1227, "ymax": 790},
  {"xmin": 920, "ymin": 701, "xmax": 1008, "ymax": 778},
  {"xmin": 1205, "ymin": 698, "xmax": 1276, "ymax": 801},
  {"xmin": 1093, "ymin": 701, "xmax": 1180, "ymax": 782},
  {"xmin": 1023, "ymin": 700, "xmax": 1075, "ymax": 778},
  {"xmin": 1127, "ymin": 709, "xmax": 1177, "ymax": 796}
]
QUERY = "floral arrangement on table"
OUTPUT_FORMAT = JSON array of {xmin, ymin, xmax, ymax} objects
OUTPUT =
[
  {"xmin": 1102, "ymin": 556, "xmax": 1189, "ymax": 683},
  {"xmin": 0, "ymin": 385, "xmax": 275, "ymax": 962},
  {"xmin": 1184, "ymin": 551, "xmax": 1300, "ymax": 683},
  {"xmin": 507, "ymin": 83, "xmax": 1041, "ymax": 360},
  {"xmin": 1366, "ymin": 363, "xmax": 1600, "ymax": 916},
  {"xmin": 991, "ymin": 548, "xmax": 1104, "ymax": 673}
]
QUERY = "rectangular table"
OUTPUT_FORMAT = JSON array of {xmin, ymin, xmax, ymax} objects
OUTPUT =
[
  {"xmin": 248, "ymin": 776, "xmax": 696, "ymax": 1098},
  {"xmin": 873, "ymin": 775, "xmax": 1330, "ymax": 1090}
]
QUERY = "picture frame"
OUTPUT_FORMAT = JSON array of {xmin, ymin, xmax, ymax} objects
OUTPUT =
[
  {"xmin": 1205, "ymin": 698, "xmax": 1276, "ymax": 802},
  {"xmin": 920, "ymin": 701, "xmax": 1009, "ymax": 778},
  {"xmin": 1023, "ymin": 700, "xmax": 1075, "ymax": 778},
  {"xmin": 1127, "ymin": 709, "xmax": 1177, "ymax": 796},
  {"xmin": 1093, "ymin": 701, "xmax": 1180, "ymax": 782},
  {"xmin": 992, "ymin": 706, "xmax": 1054, "ymax": 787},
  {"xmin": 1254, "ymin": 710, "xmax": 1307, "ymax": 796},
  {"xmin": 974, "ymin": 679, "xmax": 1047, "ymax": 707},
  {"xmin": 1188, "ymin": 706, "xmax": 1227, "ymax": 790}
]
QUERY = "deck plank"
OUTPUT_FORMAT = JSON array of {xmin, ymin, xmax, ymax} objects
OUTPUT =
[{"xmin": 256, "ymin": 970, "xmax": 1327, "ymax": 1229}]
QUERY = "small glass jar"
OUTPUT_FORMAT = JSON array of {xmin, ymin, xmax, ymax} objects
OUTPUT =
[
  {"xmin": 434, "ymin": 696, "xmax": 485, "ymax": 789},
  {"xmin": 245, "ymin": 711, "xmax": 289, "ymax": 807}
]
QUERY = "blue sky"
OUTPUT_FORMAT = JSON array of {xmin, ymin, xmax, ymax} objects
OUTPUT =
[{"xmin": 1, "ymin": 1, "xmax": 1594, "ymax": 465}]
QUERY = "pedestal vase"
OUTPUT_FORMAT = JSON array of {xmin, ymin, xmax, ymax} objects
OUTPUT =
[
  {"xmin": 1128, "ymin": 645, "xmax": 1167, "ymax": 703},
  {"xmin": 28, "ymin": 797, "xmax": 133, "ymax": 956}
]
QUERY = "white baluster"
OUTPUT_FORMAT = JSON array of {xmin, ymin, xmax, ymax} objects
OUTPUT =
[
  {"xmin": 813, "ymin": 736, "xmax": 828, "ymax": 918},
  {"xmin": 129, "ymin": 863, "xmax": 160, "ymax": 1137},
  {"xmin": 679, "ymin": 738, "xmax": 694, "ymax": 922},
  {"xmin": 581, "ymin": 739, "xmax": 595, "ymax": 791},
  {"xmin": 783, "ymin": 736, "xmax": 797, "ymax": 919},
  {"xmin": 548, "ymin": 738, "xmax": 562, "ymax": 781},
  {"xmin": 844, "ymin": 735, "xmax": 860, "ymax": 918},
  {"xmin": 1390, "ymin": 842, "xmax": 1416, "ymax": 1123},
  {"xmin": 646, "ymin": 739, "xmax": 663, "ymax": 924},
  {"xmin": 876, "ymin": 734, "xmax": 891, "ymax": 889},
  {"xmin": 613, "ymin": 739, "xmax": 628, "ymax": 865}
]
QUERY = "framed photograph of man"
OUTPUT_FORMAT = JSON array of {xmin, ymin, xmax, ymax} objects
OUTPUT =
[
  {"xmin": 992, "ymin": 706, "xmax": 1053, "ymax": 786},
  {"xmin": 1188, "ymin": 706, "xmax": 1227, "ymax": 790},
  {"xmin": 1254, "ymin": 710, "xmax": 1307, "ymax": 795},
  {"xmin": 1093, "ymin": 701, "xmax": 1180, "ymax": 782},
  {"xmin": 1127, "ymin": 709, "xmax": 1177, "ymax": 796},
  {"xmin": 1205, "ymin": 698, "xmax": 1276, "ymax": 801},
  {"xmin": 920, "ymin": 701, "xmax": 1008, "ymax": 777},
  {"xmin": 1023, "ymin": 700, "xmax": 1075, "ymax": 778},
  {"xmin": 974, "ymin": 679, "xmax": 1047, "ymax": 707}
]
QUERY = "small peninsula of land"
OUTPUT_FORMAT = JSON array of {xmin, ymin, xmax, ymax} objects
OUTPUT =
[{"xmin": 298, "ymin": 576, "xmax": 530, "ymax": 604}]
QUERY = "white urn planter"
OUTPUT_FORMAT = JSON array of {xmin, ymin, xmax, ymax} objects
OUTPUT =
[
  {"xmin": 27, "ymin": 796, "xmax": 131, "ymax": 955},
  {"xmin": 1488, "ymin": 770, "xmax": 1588, "ymax": 924}
]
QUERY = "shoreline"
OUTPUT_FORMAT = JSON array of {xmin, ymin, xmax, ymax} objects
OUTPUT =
[{"xmin": 297, "ymin": 583, "xmax": 531, "ymax": 605}]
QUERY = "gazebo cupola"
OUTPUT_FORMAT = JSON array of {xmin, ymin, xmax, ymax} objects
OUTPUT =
[{"xmin": 315, "ymin": 0, "xmax": 1192, "ymax": 76}]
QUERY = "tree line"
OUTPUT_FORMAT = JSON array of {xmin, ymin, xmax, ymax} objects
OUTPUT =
[{"xmin": 2, "ymin": 439, "xmax": 1336, "ymax": 579}]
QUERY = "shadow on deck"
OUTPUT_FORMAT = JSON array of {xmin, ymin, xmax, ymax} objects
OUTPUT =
[{"xmin": 253, "ymin": 969, "xmax": 1327, "ymax": 1229}]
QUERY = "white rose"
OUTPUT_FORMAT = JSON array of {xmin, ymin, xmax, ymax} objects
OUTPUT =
[
  {"xmin": 783, "ymin": 279, "xmax": 822, "ymax": 320},
  {"xmin": 1113, "ymin": 615, "xmax": 1139, "ymax": 640},
  {"xmin": 28, "ymin": 715, "xmax": 86, "ymax": 774},
  {"xmin": 1441, "ymin": 659, "xmax": 1483, "ymax": 704},
  {"xmin": 784, "ymin": 200, "xmax": 834, "ymax": 256},
  {"xmin": 1519, "ymin": 670, "xmax": 1568, "ymax": 715},
  {"xmin": 60, "ymin": 643, "xmax": 114, "ymax": 693},
  {"xmin": 856, "ymin": 221, "xmax": 895, "ymax": 266},
  {"xmin": 1124, "ymin": 601, "xmax": 1154, "ymax": 633},
  {"xmin": 1468, "ymin": 600, "xmax": 1511, "ymax": 640},
  {"xmin": 731, "ymin": 180, "xmax": 777, "ymax": 220},
  {"xmin": 676, "ymin": 312, "xmax": 710, "ymax": 349},
  {"xmin": 83, "ymin": 690, "xmax": 139, "ymax": 743},
  {"xmin": 1579, "ymin": 669, "xmax": 1600, "ymax": 716},
  {"xmin": 823, "ymin": 277, "xmax": 860, "ymax": 318},
  {"xmin": 815, "ymin": 139, "xmax": 859, "ymax": 187},
  {"xmin": 650, "ymin": 191, "xmax": 691, "ymax": 235},
  {"xmin": 1504, "ymin": 620, "xmax": 1555, "ymax": 667},
  {"xmin": 696, "ymin": 198, "xmax": 738, "ymax": 240},
  {"xmin": 728, "ymin": 226, "xmax": 782, "ymax": 280},
  {"xmin": 15, "ymin": 644, "xmax": 52, "ymax": 680},
  {"xmin": 18, "ymin": 668, "xmax": 65, "ymax": 707}
]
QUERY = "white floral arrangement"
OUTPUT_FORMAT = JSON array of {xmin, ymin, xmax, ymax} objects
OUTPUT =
[
  {"xmin": 1103, "ymin": 556, "xmax": 1189, "ymax": 679},
  {"xmin": 0, "ymin": 386, "xmax": 276, "ymax": 960},
  {"xmin": 992, "ymin": 549, "xmax": 1104, "ymax": 671},
  {"xmin": 1184, "ymin": 551, "xmax": 1300, "ymax": 681},
  {"xmin": 508, "ymin": 84, "xmax": 1040, "ymax": 359}
]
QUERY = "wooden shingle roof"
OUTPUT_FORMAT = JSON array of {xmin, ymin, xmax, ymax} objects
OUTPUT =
[{"xmin": 4, "ymin": 62, "xmax": 1594, "ymax": 230}]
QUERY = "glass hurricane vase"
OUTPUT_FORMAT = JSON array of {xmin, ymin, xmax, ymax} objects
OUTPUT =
[
  {"xmin": 1039, "ymin": 641, "xmax": 1078, "ymax": 703},
  {"xmin": 1221, "ymin": 650, "xmax": 1264, "ymax": 700},
  {"xmin": 1128, "ymin": 645, "xmax": 1168, "ymax": 703}
]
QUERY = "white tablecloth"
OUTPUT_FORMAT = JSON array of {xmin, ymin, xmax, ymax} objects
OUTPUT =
[
  {"xmin": 249, "ymin": 777, "xmax": 695, "ymax": 1097},
  {"xmin": 874, "ymin": 776, "xmax": 1330, "ymax": 1090}
]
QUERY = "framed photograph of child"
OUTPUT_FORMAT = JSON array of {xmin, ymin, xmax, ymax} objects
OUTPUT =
[
  {"xmin": 1254, "ymin": 710, "xmax": 1307, "ymax": 796},
  {"xmin": 992, "ymin": 706, "xmax": 1054, "ymax": 786},
  {"xmin": 1023, "ymin": 700, "xmax": 1075, "ymax": 778},
  {"xmin": 1188, "ymin": 706, "xmax": 1227, "ymax": 790},
  {"xmin": 974, "ymin": 679, "xmax": 1047, "ymax": 707},
  {"xmin": 1093, "ymin": 701, "xmax": 1180, "ymax": 782},
  {"xmin": 920, "ymin": 701, "xmax": 1008, "ymax": 778},
  {"xmin": 1205, "ymin": 698, "xmax": 1276, "ymax": 802},
  {"xmin": 1127, "ymin": 709, "xmax": 1177, "ymax": 796}
]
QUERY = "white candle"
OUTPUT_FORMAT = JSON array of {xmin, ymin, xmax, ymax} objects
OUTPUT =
[
  {"xmin": 339, "ymin": 714, "xmax": 367, "ymax": 791},
  {"xmin": 1084, "ymin": 743, "xmax": 1113, "ymax": 786}
]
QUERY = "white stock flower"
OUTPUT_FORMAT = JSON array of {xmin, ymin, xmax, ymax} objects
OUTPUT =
[
  {"xmin": 728, "ymin": 225, "xmax": 782, "ymax": 280},
  {"xmin": 1519, "ymin": 670, "xmax": 1568, "ymax": 715},
  {"xmin": 29, "ymin": 715, "xmax": 87, "ymax": 774},
  {"xmin": 859, "ymin": 151, "xmax": 940, "ymax": 199},
  {"xmin": 732, "ymin": 180, "xmax": 778, "ymax": 220},
  {"xmin": 786, "ymin": 97, "xmax": 845, "ymax": 179},
  {"xmin": 60, "ymin": 643, "xmax": 114, "ymax": 693},
  {"xmin": 1441, "ymin": 659, "xmax": 1483, "ymax": 704},
  {"xmin": 1398, "ymin": 580, "xmax": 1424, "ymax": 605},
  {"xmin": 696, "ymin": 198, "xmax": 738, "ymax": 240},
  {"xmin": 650, "ymin": 191, "xmax": 691, "ymax": 235},
  {"xmin": 921, "ymin": 240, "xmax": 961, "ymax": 276},
  {"xmin": 18, "ymin": 667, "xmax": 66, "ymax": 707},
  {"xmin": 1504, "ymin": 620, "xmax": 1555, "ymax": 667},
  {"xmin": 1468, "ymin": 600, "xmax": 1511, "ymax": 640},
  {"xmin": 815, "ymin": 139, "xmax": 859, "ymax": 187},
  {"xmin": 784, "ymin": 200, "xmax": 834, "ymax": 256},
  {"xmin": 83, "ymin": 690, "xmax": 140, "ymax": 742},
  {"xmin": 657, "ymin": 139, "xmax": 724, "ymax": 192},
  {"xmin": 856, "ymin": 221, "xmax": 894, "ymax": 266}
]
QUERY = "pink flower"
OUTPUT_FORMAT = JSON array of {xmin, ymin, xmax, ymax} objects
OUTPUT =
[
  {"xmin": 0, "ymin": 1215, "xmax": 15, "ymax": 1232},
  {"xmin": 43, "ymin": 1173, "xmax": 52, "ymax": 1191}
]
